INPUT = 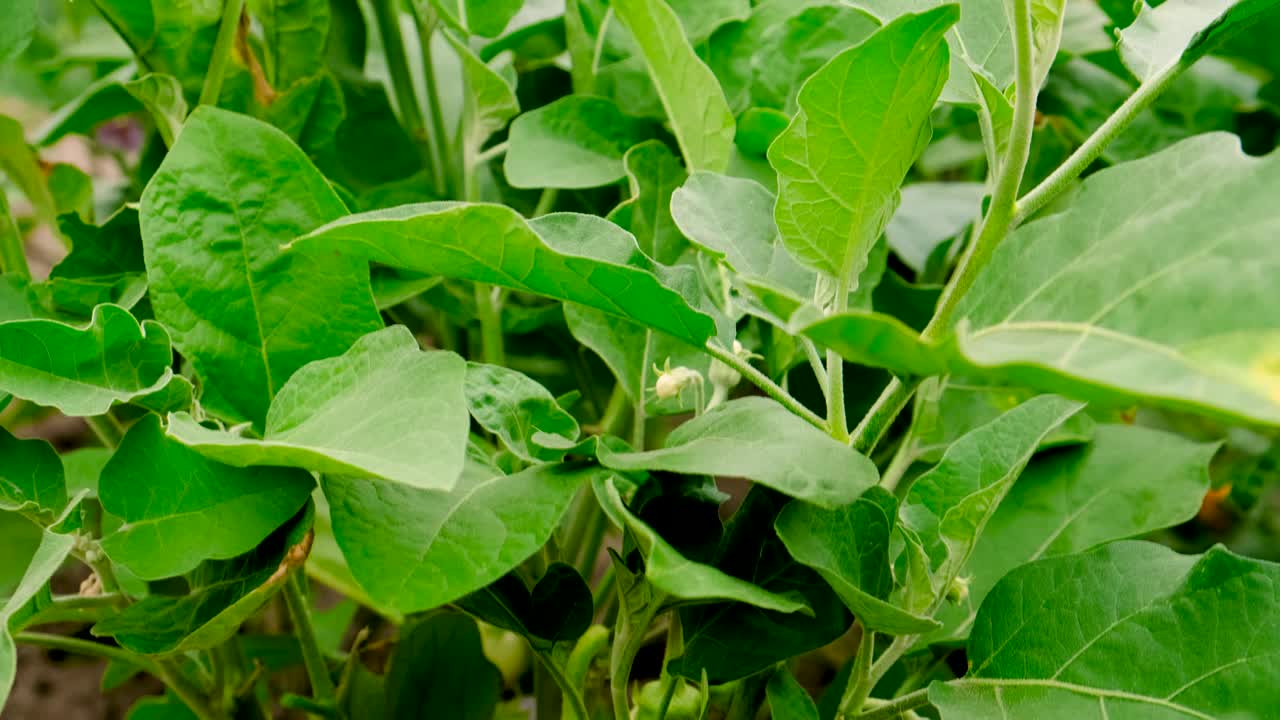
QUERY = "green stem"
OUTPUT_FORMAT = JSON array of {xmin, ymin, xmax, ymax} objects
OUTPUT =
[
  {"xmin": 416, "ymin": 9, "xmax": 455, "ymax": 198},
  {"xmin": 598, "ymin": 384, "xmax": 630, "ymax": 436},
  {"xmin": 536, "ymin": 651, "xmax": 590, "ymax": 720},
  {"xmin": 594, "ymin": 564, "xmax": 617, "ymax": 616},
  {"xmin": 371, "ymin": 0, "xmax": 426, "ymax": 138},
  {"xmin": 85, "ymin": 414, "xmax": 122, "ymax": 448},
  {"xmin": 856, "ymin": 689, "xmax": 931, "ymax": 720},
  {"xmin": 564, "ymin": 0, "xmax": 596, "ymax": 94},
  {"xmin": 826, "ymin": 272, "xmax": 852, "ymax": 442},
  {"xmin": 610, "ymin": 600, "xmax": 662, "ymax": 720},
  {"xmin": 533, "ymin": 188, "xmax": 560, "ymax": 217},
  {"xmin": 283, "ymin": 573, "xmax": 336, "ymax": 703},
  {"xmin": 475, "ymin": 140, "xmax": 509, "ymax": 166},
  {"xmin": 654, "ymin": 614, "xmax": 684, "ymax": 720},
  {"xmin": 850, "ymin": 0, "xmax": 1038, "ymax": 456},
  {"xmin": 20, "ymin": 593, "xmax": 126, "ymax": 626},
  {"xmin": 1013, "ymin": 60, "xmax": 1183, "ymax": 226},
  {"xmin": 575, "ymin": 501, "xmax": 610, "ymax": 579},
  {"xmin": 802, "ymin": 338, "xmax": 829, "ymax": 398},
  {"xmin": 838, "ymin": 629, "xmax": 876, "ymax": 718},
  {"xmin": 198, "ymin": 0, "xmax": 245, "ymax": 107},
  {"xmin": 879, "ymin": 435, "xmax": 917, "ymax": 493},
  {"xmin": 703, "ymin": 340, "xmax": 826, "ymax": 432},
  {"xmin": 474, "ymin": 284, "xmax": 505, "ymax": 366},
  {"xmin": 634, "ymin": 334, "xmax": 651, "ymax": 449},
  {"xmin": 16, "ymin": 632, "xmax": 158, "ymax": 673}
]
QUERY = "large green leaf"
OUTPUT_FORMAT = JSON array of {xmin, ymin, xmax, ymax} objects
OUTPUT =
[
  {"xmin": 776, "ymin": 488, "xmax": 940, "ymax": 634},
  {"xmin": 167, "ymin": 326, "xmax": 469, "ymax": 491},
  {"xmin": 100, "ymin": 415, "xmax": 316, "ymax": 580},
  {"xmin": 769, "ymin": 7, "xmax": 956, "ymax": 281},
  {"xmin": 504, "ymin": 96, "xmax": 658, "ymax": 189},
  {"xmin": 385, "ymin": 612, "xmax": 501, "ymax": 720},
  {"xmin": 955, "ymin": 134, "xmax": 1280, "ymax": 427},
  {"xmin": 595, "ymin": 476, "xmax": 806, "ymax": 613},
  {"xmin": 93, "ymin": 503, "xmax": 313, "ymax": 654},
  {"xmin": 598, "ymin": 397, "xmax": 878, "ymax": 507},
  {"xmin": 931, "ymin": 424, "xmax": 1215, "ymax": 642},
  {"xmin": 140, "ymin": 107, "xmax": 383, "ymax": 427},
  {"xmin": 1118, "ymin": 0, "xmax": 1280, "ymax": 82},
  {"xmin": 0, "ymin": 304, "xmax": 172, "ymax": 417},
  {"xmin": 611, "ymin": 0, "xmax": 736, "ymax": 172},
  {"xmin": 323, "ymin": 461, "xmax": 599, "ymax": 614},
  {"xmin": 0, "ymin": 0, "xmax": 36, "ymax": 62},
  {"xmin": 456, "ymin": 563, "xmax": 594, "ymax": 648},
  {"xmin": 0, "ymin": 427, "xmax": 67, "ymax": 524},
  {"xmin": 608, "ymin": 141, "xmax": 690, "ymax": 265},
  {"xmin": 669, "ymin": 488, "xmax": 849, "ymax": 683},
  {"xmin": 0, "ymin": 529, "xmax": 76, "ymax": 708},
  {"xmin": 464, "ymin": 362, "xmax": 579, "ymax": 463},
  {"xmin": 931, "ymin": 542, "xmax": 1280, "ymax": 718},
  {"xmin": 670, "ymin": 171, "xmax": 812, "ymax": 299},
  {"xmin": 901, "ymin": 395, "xmax": 1084, "ymax": 595},
  {"xmin": 291, "ymin": 204, "xmax": 716, "ymax": 346}
]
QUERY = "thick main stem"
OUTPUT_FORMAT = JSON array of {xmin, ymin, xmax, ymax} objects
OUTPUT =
[
  {"xmin": 848, "ymin": 0, "xmax": 1038, "ymax": 455},
  {"xmin": 198, "ymin": 0, "xmax": 245, "ymax": 107},
  {"xmin": 282, "ymin": 573, "xmax": 336, "ymax": 703},
  {"xmin": 826, "ymin": 272, "xmax": 852, "ymax": 442},
  {"xmin": 856, "ymin": 688, "xmax": 931, "ymax": 720},
  {"xmin": 474, "ymin": 284, "xmax": 505, "ymax": 366}
]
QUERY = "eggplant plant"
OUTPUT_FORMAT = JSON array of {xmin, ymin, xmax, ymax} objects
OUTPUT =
[{"xmin": 2, "ymin": 0, "xmax": 1280, "ymax": 718}]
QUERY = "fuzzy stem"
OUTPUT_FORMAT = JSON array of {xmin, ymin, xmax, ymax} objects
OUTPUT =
[
  {"xmin": 282, "ymin": 573, "xmax": 335, "ymax": 704},
  {"xmin": 703, "ymin": 340, "xmax": 826, "ymax": 431},
  {"xmin": 198, "ymin": 0, "xmax": 245, "ymax": 107},
  {"xmin": 856, "ymin": 689, "xmax": 931, "ymax": 720}
]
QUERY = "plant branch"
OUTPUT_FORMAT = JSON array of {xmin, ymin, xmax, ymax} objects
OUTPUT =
[
  {"xmin": 849, "ymin": 377, "xmax": 918, "ymax": 454},
  {"xmin": 16, "ymin": 632, "xmax": 158, "ymax": 673},
  {"xmin": 475, "ymin": 284, "xmax": 506, "ymax": 366},
  {"xmin": 703, "ymin": 340, "xmax": 826, "ymax": 431},
  {"xmin": 199, "ymin": 0, "xmax": 245, "ymax": 107},
  {"xmin": 610, "ymin": 600, "xmax": 662, "ymax": 720},
  {"xmin": 838, "ymin": 628, "xmax": 877, "ymax": 718},
  {"xmin": 802, "ymin": 338, "xmax": 829, "ymax": 398},
  {"xmin": 475, "ymin": 140, "xmax": 509, "ymax": 165},
  {"xmin": 0, "ymin": 193, "xmax": 30, "ymax": 279},
  {"xmin": 371, "ymin": 0, "xmax": 427, "ymax": 139},
  {"xmin": 856, "ymin": 688, "xmax": 931, "ymax": 720},
  {"xmin": 826, "ymin": 273, "xmax": 852, "ymax": 442},
  {"xmin": 535, "ymin": 651, "xmax": 589, "ymax": 720},
  {"xmin": 412, "ymin": 6, "xmax": 455, "ymax": 198},
  {"xmin": 1013, "ymin": 60, "xmax": 1183, "ymax": 226},
  {"xmin": 282, "ymin": 573, "xmax": 336, "ymax": 704}
]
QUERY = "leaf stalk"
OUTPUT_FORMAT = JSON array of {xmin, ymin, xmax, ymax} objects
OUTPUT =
[{"xmin": 198, "ymin": 0, "xmax": 246, "ymax": 107}]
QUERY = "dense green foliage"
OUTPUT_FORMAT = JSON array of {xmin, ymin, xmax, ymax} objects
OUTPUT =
[{"xmin": 2, "ymin": 1, "xmax": 1280, "ymax": 718}]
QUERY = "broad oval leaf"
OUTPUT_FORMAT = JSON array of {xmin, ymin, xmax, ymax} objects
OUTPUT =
[
  {"xmin": 0, "ymin": 427, "xmax": 67, "ymax": 523},
  {"xmin": 901, "ymin": 395, "xmax": 1085, "ymax": 592},
  {"xmin": 1119, "ymin": 0, "xmax": 1279, "ymax": 82},
  {"xmin": 291, "ymin": 203, "xmax": 717, "ymax": 346},
  {"xmin": 956, "ymin": 133, "xmax": 1280, "ymax": 427},
  {"xmin": 465, "ymin": 362, "xmax": 579, "ymax": 463},
  {"xmin": 931, "ymin": 541, "xmax": 1280, "ymax": 718},
  {"xmin": 0, "ymin": 304, "xmax": 172, "ymax": 417},
  {"xmin": 611, "ymin": 0, "xmax": 736, "ymax": 172},
  {"xmin": 930, "ymin": 423, "xmax": 1216, "ymax": 642},
  {"xmin": 598, "ymin": 397, "xmax": 879, "ymax": 507},
  {"xmin": 769, "ymin": 6, "xmax": 956, "ymax": 281},
  {"xmin": 776, "ymin": 488, "xmax": 940, "ymax": 634},
  {"xmin": 504, "ymin": 96, "xmax": 658, "ymax": 189},
  {"xmin": 100, "ymin": 415, "xmax": 316, "ymax": 580},
  {"xmin": 167, "ymin": 326, "xmax": 469, "ymax": 490},
  {"xmin": 595, "ymin": 476, "xmax": 806, "ymax": 613},
  {"xmin": 141, "ymin": 106, "xmax": 383, "ymax": 427},
  {"xmin": 322, "ymin": 461, "xmax": 600, "ymax": 614},
  {"xmin": 93, "ymin": 503, "xmax": 313, "ymax": 654}
]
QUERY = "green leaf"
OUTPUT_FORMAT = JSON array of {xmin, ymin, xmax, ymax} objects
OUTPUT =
[
  {"xmin": 608, "ymin": 141, "xmax": 690, "ymax": 265},
  {"xmin": 0, "ymin": 529, "xmax": 75, "ymax": 709},
  {"xmin": 801, "ymin": 311, "xmax": 948, "ymax": 377},
  {"xmin": 611, "ymin": 0, "xmax": 736, "ymax": 172},
  {"xmin": 0, "ymin": 304, "xmax": 173, "ymax": 417},
  {"xmin": 248, "ymin": 0, "xmax": 331, "ymax": 90},
  {"xmin": 36, "ymin": 208, "xmax": 148, "ymax": 319},
  {"xmin": 140, "ymin": 106, "xmax": 383, "ymax": 427},
  {"xmin": 323, "ymin": 461, "xmax": 599, "ymax": 614},
  {"xmin": 955, "ymin": 134, "xmax": 1280, "ymax": 427},
  {"xmin": 769, "ymin": 7, "xmax": 956, "ymax": 281},
  {"xmin": 1030, "ymin": 0, "xmax": 1068, "ymax": 90},
  {"xmin": 100, "ymin": 415, "xmax": 316, "ymax": 580},
  {"xmin": 595, "ymin": 476, "xmax": 806, "ymax": 613},
  {"xmin": 124, "ymin": 697, "xmax": 198, "ymax": 720},
  {"xmin": 1119, "ymin": 0, "xmax": 1280, "ymax": 82},
  {"xmin": 123, "ymin": 73, "xmax": 188, "ymax": 148},
  {"xmin": 931, "ymin": 541, "xmax": 1280, "ymax": 718},
  {"xmin": 0, "ymin": 115, "xmax": 56, "ymax": 227},
  {"xmin": 456, "ymin": 563, "xmax": 593, "ymax": 647},
  {"xmin": 292, "ymin": 204, "xmax": 717, "ymax": 346},
  {"xmin": 0, "ymin": 427, "xmax": 67, "ymax": 524},
  {"xmin": 901, "ymin": 395, "xmax": 1085, "ymax": 593},
  {"xmin": 670, "ymin": 488, "xmax": 849, "ymax": 683},
  {"xmin": 36, "ymin": 70, "xmax": 186, "ymax": 149},
  {"xmin": 776, "ymin": 488, "xmax": 940, "ymax": 634},
  {"xmin": 598, "ymin": 397, "xmax": 878, "ymax": 507},
  {"xmin": 766, "ymin": 666, "xmax": 820, "ymax": 720},
  {"xmin": 504, "ymin": 96, "xmax": 658, "ymax": 189},
  {"xmin": 750, "ymin": 4, "xmax": 880, "ymax": 113},
  {"xmin": 464, "ymin": 362, "xmax": 579, "ymax": 463},
  {"xmin": 167, "ymin": 326, "xmax": 469, "ymax": 491},
  {"xmin": 884, "ymin": 182, "xmax": 983, "ymax": 273},
  {"xmin": 93, "ymin": 503, "xmax": 314, "ymax": 654},
  {"xmin": 385, "ymin": 612, "xmax": 501, "ymax": 720},
  {"xmin": 931, "ymin": 424, "xmax": 1216, "ymax": 642},
  {"xmin": 670, "ymin": 171, "xmax": 813, "ymax": 298},
  {"xmin": 0, "ymin": 0, "xmax": 36, "ymax": 62}
]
